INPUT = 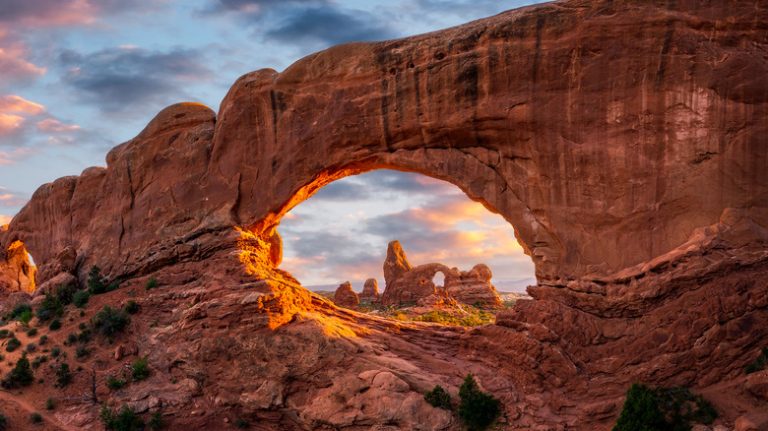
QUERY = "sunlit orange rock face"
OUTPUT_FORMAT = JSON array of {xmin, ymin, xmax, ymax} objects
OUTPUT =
[
  {"xmin": 0, "ymin": 240, "xmax": 35, "ymax": 293},
  {"xmin": 0, "ymin": 0, "xmax": 767, "ymax": 429}
]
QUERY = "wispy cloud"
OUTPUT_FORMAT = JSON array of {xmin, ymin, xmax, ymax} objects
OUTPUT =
[
  {"xmin": 37, "ymin": 118, "xmax": 80, "ymax": 133},
  {"xmin": 265, "ymin": 7, "xmax": 394, "ymax": 46},
  {"xmin": 0, "ymin": 214, "xmax": 12, "ymax": 225},
  {"xmin": 0, "ymin": 95, "xmax": 46, "ymax": 137},
  {"xmin": 0, "ymin": 31, "xmax": 47, "ymax": 85},
  {"xmin": 0, "ymin": 148, "xmax": 34, "ymax": 165},
  {"xmin": 59, "ymin": 46, "xmax": 211, "ymax": 113}
]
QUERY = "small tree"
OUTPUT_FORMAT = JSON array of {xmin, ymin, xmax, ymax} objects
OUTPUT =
[
  {"xmin": 92, "ymin": 306, "xmax": 130, "ymax": 337},
  {"xmin": 613, "ymin": 384, "xmax": 667, "ymax": 431},
  {"xmin": 88, "ymin": 266, "xmax": 107, "ymax": 294},
  {"xmin": 131, "ymin": 357, "xmax": 150, "ymax": 381},
  {"xmin": 458, "ymin": 374, "xmax": 501, "ymax": 431},
  {"xmin": 35, "ymin": 292, "xmax": 64, "ymax": 322},
  {"xmin": 55, "ymin": 363, "xmax": 72, "ymax": 388},
  {"xmin": 425, "ymin": 385, "xmax": 452, "ymax": 410},
  {"xmin": 72, "ymin": 290, "xmax": 90, "ymax": 308},
  {"xmin": 100, "ymin": 405, "xmax": 144, "ymax": 431},
  {"xmin": 2, "ymin": 353, "xmax": 34, "ymax": 388}
]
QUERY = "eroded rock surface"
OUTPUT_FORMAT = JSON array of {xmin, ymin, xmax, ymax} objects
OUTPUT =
[
  {"xmin": 381, "ymin": 241, "xmax": 501, "ymax": 307},
  {"xmin": 333, "ymin": 281, "xmax": 360, "ymax": 308},
  {"xmin": 360, "ymin": 278, "xmax": 380, "ymax": 303},
  {"xmin": 0, "ymin": 0, "xmax": 766, "ymax": 429}
]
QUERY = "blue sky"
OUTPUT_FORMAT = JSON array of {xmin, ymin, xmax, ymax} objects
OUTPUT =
[{"xmin": 0, "ymin": 0, "xmax": 543, "ymax": 290}]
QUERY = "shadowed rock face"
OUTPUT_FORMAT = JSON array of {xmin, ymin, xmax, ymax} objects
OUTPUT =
[{"xmin": 0, "ymin": 0, "xmax": 767, "ymax": 428}]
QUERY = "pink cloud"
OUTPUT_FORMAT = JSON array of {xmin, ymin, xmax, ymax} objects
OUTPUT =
[
  {"xmin": 0, "ymin": 113, "xmax": 25, "ymax": 135},
  {"xmin": 0, "ymin": 95, "xmax": 46, "ymax": 135},
  {"xmin": 37, "ymin": 118, "xmax": 80, "ymax": 133},
  {"xmin": 0, "ymin": 214, "xmax": 11, "ymax": 226},
  {"xmin": 0, "ymin": 148, "xmax": 34, "ymax": 165},
  {"xmin": 0, "ymin": 31, "xmax": 46, "ymax": 82},
  {"xmin": 0, "ymin": 95, "xmax": 45, "ymax": 115}
]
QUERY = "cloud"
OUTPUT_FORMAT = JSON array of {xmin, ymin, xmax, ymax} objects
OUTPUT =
[
  {"xmin": 0, "ymin": 187, "xmax": 28, "ymax": 207},
  {"xmin": 0, "ymin": 148, "xmax": 34, "ymax": 165},
  {"xmin": 0, "ymin": 95, "xmax": 46, "ymax": 136},
  {"xmin": 37, "ymin": 118, "xmax": 80, "ymax": 133},
  {"xmin": 0, "ymin": 214, "xmax": 11, "ymax": 225},
  {"xmin": 58, "ymin": 46, "xmax": 211, "ymax": 113},
  {"xmin": 0, "ymin": 95, "xmax": 45, "ymax": 115},
  {"xmin": 0, "ymin": 31, "xmax": 47, "ymax": 85},
  {"xmin": 0, "ymin": 0, "xmax": 156, "ymax": 26},
  {"xmin": 266, "ymin": 7, "xmax": 394, "ymax": 46},
  {"xmin": 311, "ymin": 181, "xmax": 370, "ymax": 201},
  {"xmin": 207, "ymin": 0, "xmax": 320, "ymax": 14}
]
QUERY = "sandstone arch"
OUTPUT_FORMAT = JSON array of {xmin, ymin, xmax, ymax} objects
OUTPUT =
[
  {"xmin": 0, "ymin": 0, "xmax": 764, "ymax": 310},
  {"xmin": 0, "ymin": 1, "xmax": 764, "ymax": 428}
]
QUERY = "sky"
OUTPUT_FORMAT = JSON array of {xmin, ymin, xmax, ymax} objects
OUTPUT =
[{"xmin": 0, "ymin": 0, "xmax": 544, "ymax": 290}]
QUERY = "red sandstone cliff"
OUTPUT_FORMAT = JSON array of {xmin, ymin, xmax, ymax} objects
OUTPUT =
[{"xmin": 0, "ymin": 0, "xmax": 766, "ymax": 429}]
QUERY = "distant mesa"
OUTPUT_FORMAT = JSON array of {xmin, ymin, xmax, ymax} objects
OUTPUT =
[{"xmin": 332, "ymin": 240, "xmax": 502, "ymax": 310}]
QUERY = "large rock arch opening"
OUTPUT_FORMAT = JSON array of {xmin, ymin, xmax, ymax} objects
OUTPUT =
[{"xmin": 0, "ymin": 1, "xmax": 765, "ymax": 428}]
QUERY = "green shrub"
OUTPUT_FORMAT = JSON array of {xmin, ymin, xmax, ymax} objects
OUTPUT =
[
  {"xmin": 100, "ymin": 405, "xmax": 145, "ymax": 431},
  {"xmin": 458, "ymin": 374, "xmax": 501, "ymax": 431},
  {"xmin": 425, "ymin": 385, "xmax": 452, "ymax": 410},
  {"xmin": 75, "ymin": 345, "xmax": 90, "ymax": 359},
  {"xmin": 745, "ymin": 347, "xmax": 768, "ymax": 374},
  {"xmin": 54, "ymin": 283, "xmax": 77, "ymax": 306},
  {"xmin": 0, "ymin": 413, "xmax": 7, "ymax": 431},
  {"xmin": 73, "ymin": 290, "xmax": 90, "ymax": 308},
  {"xmin": 65, "ymin": 333, "xmax": 77, "ymax": 345},
  {"xmin": 235, "ymin": 418, "xmax": 249, "ymax": 429},
  {"xmin": 77, "ymin": 328, "xmax": 92, "ymax": 343},
  {"xmin": 613, "ymin": 384, "xmax": 718, "ymax": 431},
  {"xmin": 26, "ymin": 327, "xmax": 37, "ymax": 337},
  {"xmin": 25, "ymin": 343, "xmax": 37, "ymax": 353},
  {"xmin": 17, "ymin": 310, "xmax": 32, "ymax": 326},
  {"xmin": 2, "ymin": 353, "xmax": 34, "ymax": 388},
  {"xmin": 31, "ymin": 355, "xmax": 47, "ymax": 369},
  {"xmin": 46, "ymin": 398, "xmax": 55, "ymax": 410},
  {"xmin": 55, "ymin": 363, "xmax": 72, "ymax": 387},
  {"xmin": 124, "ymin": 301, "xmax": 139, "ymax": 315},
  {"xmin": 51, "ymin": 346, "xmax": 61, "ymax": 358},
  {"xmin": 131, "ymin": 357, "xmax": 150, "ymax": 381},
  {"xmin": 107, "ymin": 375, "xmax": 126, "ymax": 390},
  {"xmin": 48, "ymin": 319, "xmax": 61, "ymax": 331},
  {"xmin": 38, "ymin": 335, "xmax": 47, "ymax": 345},
  {"xmin": 29, "ymin": 412, "xmax": 42, "ymax": 424},
  {"xmin": 5, "ymin": 337, "xmax": 20, "ymax": 352},
  {"xmin": 88, "ymin": 266, "xmax": 107, "ymax": 294},
  {"xmin": 148, "ymin": 412, "xmax": 164, "ymax": 430},
  {"xmin": 0, "ymin": 329, "xmax": 9, "ymax": 338},
  {"xmin": 9, "ymin": 303, "xmax": 31, "ymax": 321},
  {"xmin": 145, "ymin": 278, "xmax": 159, "ymax": 290},
  {"xmin": 36, "ymin": 293, "xmax": 64, "ymax": 322},
  {"xmin": 92, "ymin": 306, "xmax": 130, "ymax": 337}
]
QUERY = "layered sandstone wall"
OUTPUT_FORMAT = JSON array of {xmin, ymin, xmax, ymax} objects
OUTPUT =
[{"xmin": 1, "ymin": 0, "xmax": 765, "ymax": 301}]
